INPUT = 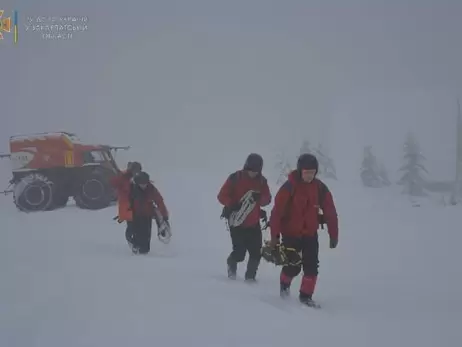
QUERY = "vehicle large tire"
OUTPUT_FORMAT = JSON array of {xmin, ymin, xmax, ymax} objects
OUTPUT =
[
  {"xmin": 74, "ymin": 171, "xmax": 113, "ymax": 210},
  {"xmin": 13, "ymin": 173, "xmax": 54, "ymax": 212}
]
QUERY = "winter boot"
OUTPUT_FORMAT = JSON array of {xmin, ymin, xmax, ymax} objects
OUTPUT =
[
  {"xmin": 245, "ymin": 278, "xmax": 257, "ymax": 284},
  {"xmin": 244, "ymin": 258, "xmax": 260, "ymax": 281},
  {"xmin": 299, "ymin": 276, "xmax": 320, "ymax": 308},
  {"xmin": 125, "ymin": 223, "xmax": 134, "ymax": 246},
  {"xmin": 299, "ymin": 293, "xmax": 320, "ymax": 308},
  {"xmin": 126, "ymin": 236, "xmax": 135, "ymax": 250},
  {"xmin": 280, "ymin": 271, "xmax": 293, "ymax": 298},
  {"xmin": 227, "ymin": 256, "xmax": 237, "ymax": 279},
  {"xmin": 280, "ymin": 282, "xmax": 290, "ymax": 298},
  {"xmin": 131, "ymin": 245, "xmax": 140, "ymax": 254}
]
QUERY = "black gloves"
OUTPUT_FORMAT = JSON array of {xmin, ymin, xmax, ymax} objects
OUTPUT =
[
  {"xmin": 330, "ymin": 238, "xmax": 338, "ymax": 249},
  {"xmin": 251, "ymin": 191, "xmax": 261, "ymax": 202},
  {"xmin": 231, "ymin": 202, "xmax": 242, "ymax": 211},
  {"xmin": 260, "ymin": 209, "xmax": 267, "ymax": 219},
  {"xmin": 158, "ymin": 217, "xmax": 169, "ymax": 237},
  {"xmin": 221, "ymin": 202, "xmax": 242, "ymax": 219}
]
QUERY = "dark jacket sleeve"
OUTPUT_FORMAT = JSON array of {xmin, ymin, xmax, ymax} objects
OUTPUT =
[
  {"xmin": 150, "ymin": 185, "xmax": 169, "ymax": 219},
  {"xmin": 217, "ymin": 176, "xmax": 234, "ymax": 207},
  {"xmin": 323, "ymin": 189, "xmax": 338, "ymax": 241},
  {"xmin": 259, "ymin": 177, "xmax": 272, "ymax": 207}
]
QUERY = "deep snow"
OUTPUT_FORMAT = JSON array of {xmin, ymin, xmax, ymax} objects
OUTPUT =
[{"xmin": 1, "ymin": 172, "xmax": 461, "ymax": 347}]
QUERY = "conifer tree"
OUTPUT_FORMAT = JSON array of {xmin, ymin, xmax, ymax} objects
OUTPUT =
[
  {"xmin": 275, "ymin": 151, "xmax": 293, "ymax": 185},
  {"xmin": 397, "ymin": 132, "xmax": 428, "ymax": 196},
  {"xmin": 360, "ymin": 146, "xmax": 382, "ymax": 187},
  {"xmin": 314, "ymin": 143, "xmax": 337, "ymax": 180}
]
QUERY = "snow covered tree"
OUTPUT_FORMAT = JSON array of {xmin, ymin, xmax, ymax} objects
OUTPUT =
[
  {"xmin": 298, "ymin": 140, "xmax": 337, "ymax": 179},
  {"xmin": 275, "ymin": 151, "xmax": 293, "ymax": 185},
  {"xmin": 397, "ymin": 132, "xmax": 428, "ymax": 196},
  {"xmin": 313, "ymin": 143, "xmax": 337, "ymax": 180},
  {"xmin": 360, "ymin": 146, "xmax": 382, "ymax": 187},
  {"xmin": 276, "ymin": 140, "xmax": 337, "ymax": 183},
  {"xmin": 361, "ymin": 146, "xmax": 392, "ymax": 187},
  {"xmin": 299, "ymin": 140, "xmax": 314, "ymax": 157}
]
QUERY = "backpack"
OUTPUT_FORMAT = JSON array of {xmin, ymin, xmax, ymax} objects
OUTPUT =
[
  {"xmin": 279, "ymin": 178, "xmax": 328, "ymax": 229},
  {"xmin": 220, "ymin": 171, "xmax": 269, "ymax": 228},
  {"xmin": 227, "ymin": 171, "xmax": 266, "ymax": 197}
]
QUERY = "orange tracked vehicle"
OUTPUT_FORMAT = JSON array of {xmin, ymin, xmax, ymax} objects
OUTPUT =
[{"xmin": 0, "ymin": 132, "xmax": 130, "ymax": 212}]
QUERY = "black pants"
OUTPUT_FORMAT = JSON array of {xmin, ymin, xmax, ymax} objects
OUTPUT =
[
  {"xmin": 227, "ymin": 225, "xmax": 262, "ymax": 279},
  {"xmin": 126, "ymin": 216, "xmax": 152, "ymax": 254},
  {"xmin": 125, "ymin": 221, "xmax": 134, "ymax": 245},
  {"xmin": 281, "ymin": 234, "xmax": 319, "ymax": 278}
]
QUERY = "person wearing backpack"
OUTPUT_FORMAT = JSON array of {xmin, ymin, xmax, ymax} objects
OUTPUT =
[
  {"xmin": 217, "ymin": 153, "xmax": 272, "ymax": 281},
  {"xmin": 269, "ymin": 153, "xmax": 338, "ymax": 307}
]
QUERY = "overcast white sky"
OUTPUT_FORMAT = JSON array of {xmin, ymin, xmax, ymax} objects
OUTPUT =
[{"xmin": 1, "ymin": 0, "xmax": 461, "ymax": 183}]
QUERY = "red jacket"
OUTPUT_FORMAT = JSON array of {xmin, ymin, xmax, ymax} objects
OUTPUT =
[
  {"xmin": 111, "ymin": 171, "xmax": 168, "ymax": 221},
  {"xmin": 129, "ymin": 183, "xmax": 169, "ymax": 219},
  {"xmin": 217, "ymin": 170, "xmax": 271, "ymax": 227},
  {"xmin": 270, "ymin": 170, "xmax": 338, "ymax": 240},
  {"xmin": 110, "ymin": 171, "xmax": 133, "ymax": 221},
  {"xmin": 110, "ymin": 170, "xmax": 132, "ymax": 192}
]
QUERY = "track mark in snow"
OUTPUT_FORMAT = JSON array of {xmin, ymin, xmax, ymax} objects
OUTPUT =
[{"xmin": 259, "ymin": 295, "xmax": 294, "ymax": 313}]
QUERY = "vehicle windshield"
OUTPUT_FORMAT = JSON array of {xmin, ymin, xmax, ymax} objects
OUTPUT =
[{"xmin": 85, "ymin": 150, "xmax": 110, "ymax": 163}]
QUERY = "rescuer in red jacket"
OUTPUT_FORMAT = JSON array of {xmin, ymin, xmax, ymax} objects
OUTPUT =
[
  {"xmin": 110, "ymin": 161, "xmax": 142, "ymax": 248},
  {"xmin": 127, "ymin": 171, "xmax": 169, "ymax": 254},
  {"xmin": 217, "ymin": 153, "xmax": 271, "ymax": 281},
  {"xmin": 269, "ymin": 153, "xmax": 338, "ymax": 307}
]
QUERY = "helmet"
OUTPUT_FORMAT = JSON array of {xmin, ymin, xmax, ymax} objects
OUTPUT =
[
  {"xmin": 297, "ymin": 153, "xmax": 318, "ymax": 172},
  {"xmin": 134, "ymin": 171, "xmax": 150, "ymax": 185},
  {"xmin": 243, "ymin": 153, "xmax": 263, "ymax": 173},
  {"xmin": 128, "ymin": 161, "xmax": 142, "ymax": 173}
]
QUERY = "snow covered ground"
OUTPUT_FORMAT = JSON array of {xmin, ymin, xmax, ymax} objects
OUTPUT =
[{"xmin": 1, "ymin": 171, "xmax": 461, "ymax": 347}]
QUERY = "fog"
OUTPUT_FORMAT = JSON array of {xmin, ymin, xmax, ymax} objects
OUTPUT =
[{"xmin": 2, "ymin": 0, "xmax": 462, "ymax": 182}]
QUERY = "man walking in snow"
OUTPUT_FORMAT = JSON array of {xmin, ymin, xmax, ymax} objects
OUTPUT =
[
  {"xmin": 217, "ymin": 153, "xmax": 271, "ymax": 281},
  {"xmin": 111, "ymin": 161, "xmax": 143, "ymax": 248},
  {"xmin": 127, "ymin": 171, "xmax": 169, "ymax": 254},
  {"xmin": 269, "ymin": 153, "xmax": 339, "ymax": 307}
]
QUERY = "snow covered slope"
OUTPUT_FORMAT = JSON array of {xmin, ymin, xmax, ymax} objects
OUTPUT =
[{"xmin": 1, "ymin": 172, "xmax": 461, "ymax": 347}]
